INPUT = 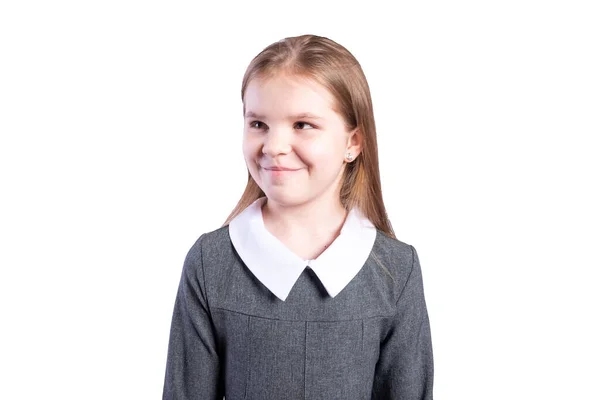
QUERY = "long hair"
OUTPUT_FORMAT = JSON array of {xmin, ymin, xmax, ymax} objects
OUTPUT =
[{"xmin": 222, "ymin": 34, "xmax": 396, "ymax": 239}]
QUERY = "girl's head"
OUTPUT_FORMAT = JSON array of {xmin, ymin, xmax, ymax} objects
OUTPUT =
[{"xmin": 224, "ymin": 34, "xmax": 395, "ymax": 239}]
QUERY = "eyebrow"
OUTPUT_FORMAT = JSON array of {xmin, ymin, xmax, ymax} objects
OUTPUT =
[{"xmin": 244, "ymin": 111, "xmax": 324, "ymax": 120}]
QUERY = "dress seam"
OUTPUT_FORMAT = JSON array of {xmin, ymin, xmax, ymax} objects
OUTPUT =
[
  {"xmin": 244, "ymin": 314, "xmax": 250, "ymax": 400},
  {"xmin": 304, "ymin": 321, "xmax": 307, "ymax": 400},
  {"xmin": 212, "ymin": 306, "xmax": 395, "ymax": 322}
]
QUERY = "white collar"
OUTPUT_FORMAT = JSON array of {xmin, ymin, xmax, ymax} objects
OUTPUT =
[{"xmin": 228, "ymin": 197, "xmax": 377, "ymax": 301}]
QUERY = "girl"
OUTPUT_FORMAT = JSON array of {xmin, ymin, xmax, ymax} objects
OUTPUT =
[{"xmin": 163, "ymin": 34, "xmax": 433, "ymax": 400}]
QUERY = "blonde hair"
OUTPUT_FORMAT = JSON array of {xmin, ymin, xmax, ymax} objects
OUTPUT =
[{"xmin": 222, "ymin": 34, "xmax": 396, "ymax": 239}]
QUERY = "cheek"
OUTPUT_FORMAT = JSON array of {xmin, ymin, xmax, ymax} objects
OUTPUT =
[
  {"xmin": 242, "ymin": 136, "xmax": 260, "ymax": 158},
  {"xmin": 300, "ymin": 138, "xmax": 342, "ymax": 163}
]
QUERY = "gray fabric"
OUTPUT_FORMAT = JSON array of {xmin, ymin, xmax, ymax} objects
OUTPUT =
[{"xmin": 163, "ymin": 226, "xmax": 434, "ymax": 399}]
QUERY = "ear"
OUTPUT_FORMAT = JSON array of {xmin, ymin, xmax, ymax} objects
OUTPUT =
[{"xmin": 345, "ymin": 127, "xmax": 363, "ymax": 161}]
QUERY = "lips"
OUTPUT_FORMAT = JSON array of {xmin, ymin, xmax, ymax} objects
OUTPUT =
[{"xmin": 263, "ymin": 166, "xmax": 300, "ymax": 171}]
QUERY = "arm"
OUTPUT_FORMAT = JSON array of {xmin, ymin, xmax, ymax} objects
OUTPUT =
[
  {"xmin": 372, "ymin": 245, "xmax": 434, "ymax": 399},
  {"xmin": 163, "ymin": 234, "xmax": 224, "ymax": 400}
]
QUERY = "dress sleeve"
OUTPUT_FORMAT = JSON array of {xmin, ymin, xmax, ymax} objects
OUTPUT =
[
  {"xmin": 372, "ymin": 245, "xmax": 434, "ymax": 399},
  {"xmin": 163, "ymin": 235, "xmax": 224, "ymax": 400}
]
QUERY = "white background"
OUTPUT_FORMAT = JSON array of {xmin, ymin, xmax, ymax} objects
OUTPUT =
[{"xmin": 1, "ymin": 1, "xmax": 598, "ymax": 398}]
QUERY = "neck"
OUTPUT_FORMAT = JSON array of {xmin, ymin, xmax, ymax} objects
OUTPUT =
[{"xmin": 261, "ymin": 194, "xmax": 348, "ymax": 239}]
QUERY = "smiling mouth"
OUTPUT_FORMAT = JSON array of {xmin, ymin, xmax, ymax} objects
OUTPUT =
[
  {"xmin": 264, "ymin": 168, "xmax": 298, "ymax": 171},
  {"xmin": 262, "ymin": 167, "xmax": 301, "ymax": 177},
  {"xmin": 263, "ymin": 167, "xmax": 301, "ymax": 172}
]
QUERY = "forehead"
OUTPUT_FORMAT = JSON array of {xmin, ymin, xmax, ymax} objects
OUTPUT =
[{"xmin": 244, "ymin": 75, "xmax": 338, "ymax": 119}]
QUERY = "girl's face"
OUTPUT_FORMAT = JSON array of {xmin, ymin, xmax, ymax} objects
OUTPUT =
[{"xmin": 242, "ymin": 74, "xmax": 360, "ymax": 208}]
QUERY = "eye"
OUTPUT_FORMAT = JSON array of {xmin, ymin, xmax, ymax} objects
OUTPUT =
[
  {"xmin": 295, "ymin": 121, "xmax": 315, "ymax": 130},
  {"xmin": 249, "ymin": 120, "xmax": 266, "ymax": 130}
]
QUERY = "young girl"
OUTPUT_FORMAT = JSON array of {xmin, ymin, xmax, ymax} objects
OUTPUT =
[{"xmin": 163, "ymin": 34, "xmax": 433, "ymax": 400}]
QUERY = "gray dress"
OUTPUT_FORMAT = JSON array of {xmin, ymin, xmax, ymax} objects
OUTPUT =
[{"xmin": 163, "ymin": 226, "xmax": 434, "ymax": 399}]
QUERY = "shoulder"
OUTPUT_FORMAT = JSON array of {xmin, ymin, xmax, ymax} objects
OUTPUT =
[
  {"xmin": 371, "ymin": 228, "xmax": 416, "ymax": 269},
  {"xmin": 180, "ymin": 225, "xmax": 234, "ymax": 297},
  {"xmin": 185, "ymin": 225, "xmax": 232, "ymax": 262},
  {"xmin": 369, "ymin": 229, "xmax": 420, "ymax": 300}
]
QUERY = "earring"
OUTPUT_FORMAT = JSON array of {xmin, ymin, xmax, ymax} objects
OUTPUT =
[{"xmin": 345, "ymin": 152, "xmax": 354, "ymax": 161}]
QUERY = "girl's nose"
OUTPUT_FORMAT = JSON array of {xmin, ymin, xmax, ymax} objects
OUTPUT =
[{"xmin": 262, "ymin": 130, "xmax": 292, "ymax": 157}]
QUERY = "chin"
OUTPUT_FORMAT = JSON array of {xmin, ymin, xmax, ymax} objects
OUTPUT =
[{"xmin": 262, "ymin": 188, "xmax": 308, "ymax": 207}]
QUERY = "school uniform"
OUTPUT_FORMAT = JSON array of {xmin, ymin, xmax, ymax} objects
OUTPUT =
[{"xmin": 163, "ymin": 197, "xmax": 433, "ymax": 399}]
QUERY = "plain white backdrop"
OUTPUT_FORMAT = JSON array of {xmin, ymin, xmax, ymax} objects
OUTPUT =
[{"xmin": 1, "ymin": 0, "xmax": 598, "ymax": 398}]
